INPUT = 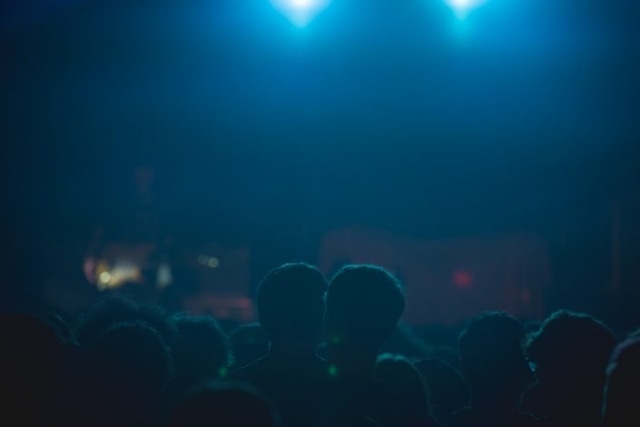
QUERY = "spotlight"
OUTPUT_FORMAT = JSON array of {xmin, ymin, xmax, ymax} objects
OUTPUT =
[
  {"xmin": 270, "ymin": 0, "xmax": 331, "ymax": 28},
  {"xmin": 445, "ymin": 0, "xmax": 487, "ymax": 19}
]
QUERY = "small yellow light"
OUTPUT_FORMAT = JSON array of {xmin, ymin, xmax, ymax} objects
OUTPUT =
[
  {"xmin": 207, "ymin": 257, "xmax": 219, "ymax": 268},
  {"xmin": 99, "ymin": 271, "xmax": 112, "ymax": 284}
]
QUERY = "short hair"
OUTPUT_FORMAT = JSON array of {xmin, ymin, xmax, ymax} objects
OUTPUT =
[
  {"xmin": 75, "ymin": 295, "xmax": 174, "ymax": 346},
  {"xmin": 85, "ymin": 320, "xmax": 174, "ymax": 391},
  {"xmin": 325, "ymin": 264, "xmax": 405, "ymax": 350},
  {"xmin": 458, "ymin": 312, "xmax": 526, "ymax": 388},
  {"xmin": 526, "ymin": 310, "xmax": 617, "ymax": 384},
  {"xmin": 256, "ymin": 263, "xmax": 328, "ymax": 343},
  {"xmin": 169, "ymin": 314, "xmax": 231, "ymax": 380}
]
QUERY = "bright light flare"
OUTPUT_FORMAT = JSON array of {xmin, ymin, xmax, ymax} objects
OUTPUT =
[
  {"xmin": 445, "ymin": 0, "xmax": 487, "ymax": 19},
  {"xmin": 270, "ymin": 0, "xmax": 332, "ymax": 28}
]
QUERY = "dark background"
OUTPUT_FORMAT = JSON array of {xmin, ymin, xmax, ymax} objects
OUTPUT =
[{"xmin": 1, "ymin": 0, "xmax": 639, "ymax": 326}]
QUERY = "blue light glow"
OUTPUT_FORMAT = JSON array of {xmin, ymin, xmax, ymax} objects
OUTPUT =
[
  {"xmin": 270, "ymin": 0, "xmax": 331, "ymax": 28},
  {"xmin": 445, "ymin": 0, "xmax": 487, "ymax": 19}
]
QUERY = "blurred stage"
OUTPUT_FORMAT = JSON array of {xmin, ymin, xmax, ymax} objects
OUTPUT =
[{"xmin": 45, "ymin": 226, "xmax": 549, "ymax": 326}]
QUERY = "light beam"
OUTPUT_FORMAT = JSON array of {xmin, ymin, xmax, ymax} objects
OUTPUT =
[
  {"xmin": 445, "ymin": 0, "xmax": 487, "ymax": 19},
  {"xmin": 270, "ymin": 0, "xmax": 331, "ymax": 28}
]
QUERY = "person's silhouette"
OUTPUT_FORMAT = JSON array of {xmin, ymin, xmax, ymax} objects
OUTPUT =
[
  {"xmin": 229, "ymin": 323, "xmax": 269, "ymax": 370},
  {"xmin": 230, "ymin": 263, "xmax": 329, "ymax": 427},
  {"xmin": 0, "ymin": 313, "xmax": 64, "ymax": 426},
  {"xmin": 414, "ymin": 357, "xmax": 468, "ymax": 424},
  {"xmin": 445, "ymin": 311, "xmax": 542, "ymax": 427},
  {"xmin": 75, "ymin": 320, "xmax": 173, "ymax": 427},
  {"xmin": 376, "ymin": 354, "xmax": 434, "ymax": 426},
  {"xmin": 321, "ymin": 264, "xmax": 437, "ymax": 427},
  {"xmin": 602, "ymin": 338, "xmax": 640, "ymax": 427},
  {"xmin": 526, "ymin": 310, "xmax": 617, "ymax": 427},
  {"xmin": 166, "ymin": 381, "xmax": 281, "ymax": 427},
  {"xmin": 166, "ymin": 313, "xmax": 231, "ymax": 404}
]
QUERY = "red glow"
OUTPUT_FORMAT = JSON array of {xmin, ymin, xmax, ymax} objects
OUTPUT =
[{"xmin": 453, "ymin": 270, "xmax": 473, "ymax": 288}]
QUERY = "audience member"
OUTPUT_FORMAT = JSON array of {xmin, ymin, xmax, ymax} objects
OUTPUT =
[
  {"xmin": 230, "ymin": 263, "xmax": 330, "ymax": 427},
  {"xmin": 0, "ymin": 313, "xmax": 64, "ymax": 426},
  {"xmin": 74, "ymin": 320, "xmax": 173, "ymax": 427},
  {"xmin": 7, "ymin": 259, "xmax": 638, "ymax": 427},
  {"xmin": 376, "ymin": 354, "xmax": 433, "ymax": 426},
  {"xmin": 446, "ymin": 311, "xmax": 541, "ymax": 427},
  {"xmin": 602, "ymin": 338, "xmax": 640, "ymax": 427},
  {"xmin": 321, "ymin": 264, "xmax": 438, "ymax": 427},
  {"xmin": 167, "ymin": 381, "xmax": 281, "ymax": 427},
  {"xmin": 414, "ymin": 357, "xmax": 468, "ymax": 424},
  {"xmin": 74, "ymin": 295, "xmax": 175, "ymax": 346},
  {"xmin": 526, "ymin": 310, "xmax": 617, "ymax": 427},
  {"xmin": 229, "ymin": 322, "xmax": 270, "ymax": 369},
  {"xmin": 166, "ymin": 313, "xmax": 231, "ymax": 404}
]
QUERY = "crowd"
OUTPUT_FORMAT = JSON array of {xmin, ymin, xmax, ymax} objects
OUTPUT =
[{"xmin": 2, "ymin": 262, "xmax": 638, "ymax": 427}]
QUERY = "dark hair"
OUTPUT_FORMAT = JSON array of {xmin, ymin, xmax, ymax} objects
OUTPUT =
[
  {"xmin": 169, "ymin": 313, "xmax": 231, "ymax": 381},
  {"xmin": 85, "ymin": 320, "xmax": 174, "ymax": 391},
  {"xmin": 325, "ymin": 264, "xmax": 405, "ymax": 350},
  {"xmin": 458, "ymin": 311, "xmax": 527, "ymax": 388},
  {"xmin": 377, "ymin": 353, "xmax": 431, "ymax": 403},
  {"xmin": 526, "ymin": 310, "xmax": 617, "ymax": 381},
  {"xmin": 256, "ymin": 263, "xmax": 328, "ymax": 344},
  {"xmin": 526, "ymin": 310, "xmax": 617, "ymax": 419},
  {"xmin": 167, "ymin": 381, "xmax": 281, "ymax": 427},
  {"xmin": 375, "ymin": 354, "xmax": 437, "ymax": 427},
  {"xmin": 0, "ymin": 313, "xmax": 63, "ymax": 425},
  {"xmin": 75, "ymin": 295, "xmax": 174, "ymax": 346}
]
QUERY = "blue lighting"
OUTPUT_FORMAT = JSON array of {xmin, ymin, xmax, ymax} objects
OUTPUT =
[
  {"xmin": 445, "ymin": 0, "xmax": 487, "ymax": 19},
  {"xmin": 270, "ymin": 0, "xmax": 331, "ymax": 28}
]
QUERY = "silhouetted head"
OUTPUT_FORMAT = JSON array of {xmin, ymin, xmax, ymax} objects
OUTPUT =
[
  {"xmin": 526, "ymin": 310, "xmax": 617, "ymax": 424},
  {"xmin": 76, "ymin": 321, "xmax": 172, "ymax": 426},
  {"xmin": 167, "ymin": 381, "xmax": 281, "ymax": 427},
  {"xmin": 256, "ymin": 263, "xmax": 328, "ymax": 350},
  {"xmin": 0, "ymin": 313, "xmax": 63, "ymax": 425},
  {"xmin": 376, "ymin": 354, "xmax": 432, "ymax": 421},
  {"xmin": 414, "ymin": 358, "xmax": 468, "ymax": 422},
  {"xmin": 602, "ymin": 338, "xmax": 640, "ymax": 427},
  {"xmin": 78, "ymin": 320, "xmax": 173, "ymax": 426},
  {"xmin": 458, "ymin": 312, "xmax": 528, "ymax": 409},
  {"xmin": 229, "ymin": 322, "xmax": 270, "ymax": 369},
  {"xmin": 325, "ymin": 265, "xmax": 405, "ymax": 361},
  {"xmin": 169, "ymin": 313, "xmax": 231, "ymax": 388},
  {"xmin": 75, "ymin": 295, "xmax": 174, "ymax": 346},
  {"xmin": 84, "ymin": 320, "xmax": 173, "ymax": 392}
]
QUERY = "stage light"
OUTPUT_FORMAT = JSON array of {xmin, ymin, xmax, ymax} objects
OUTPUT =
[
  {"xmin": 99, "ymin": 271, "xmax": 112, "ymax": 284},
  {"xmin": 270, "ymin": 0, "xmax": 331, "ymax": 28},
  {"xmin": 445, "ymin": 0, "xmax": 487, "ymax": 19},
  {"xmin": 453, "ymin": 270, "xmax": 473, "ymax": 288}
]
